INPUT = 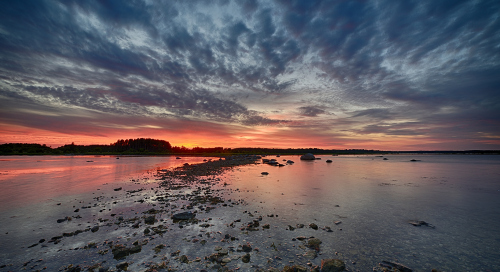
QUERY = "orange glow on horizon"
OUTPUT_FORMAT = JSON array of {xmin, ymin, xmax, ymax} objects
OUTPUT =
[{"xmin": 0, "ymin": 122, "xmax": 492, "ymax": 151}]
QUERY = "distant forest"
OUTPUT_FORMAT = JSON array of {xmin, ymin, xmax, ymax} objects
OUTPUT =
[{"xmin": 0, "ymin": 138, "xmax": 498, "ymax": 155}]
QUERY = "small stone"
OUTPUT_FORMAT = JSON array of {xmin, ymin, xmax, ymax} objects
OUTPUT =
[
  {"xmin": 91, "ymin": 226, "xmax": 99, "ymax": 233},
  {"xmin": 309, "ymin": 223, "xmax": 319, "ymax": 230},
  {"xmin": 144, "ymin": 215, "xmax": 155, "ymax": 225},
  {"xmin": 179, "ymin": 255, "xmax": 189, "ymax": 263},
  {"xmin": 221, "ymin": 257, "xmax": 231, "ymax": 263},
  {"xmin": 242, "ymin": 243, "xmax": 252, "ymax": 252},
  {"xmin": 242, "ymin": 253, "xmax": 250, "ymax": 263},
  {"xmin": 116, "ymin": 262, "xmax": 128, "ymax": 270},
  {"xmin": 172, "ymin": 212, "xmax": 195, "ymax": 220}
]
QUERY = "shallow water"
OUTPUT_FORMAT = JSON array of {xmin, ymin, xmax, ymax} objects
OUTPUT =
[
  {"xmin": 219, "ymin": 155, "xmax": 500, "ymax": 271},
  {"xmin": 0, "ymin": 154, "xmax": 499, "ymax": 271}
]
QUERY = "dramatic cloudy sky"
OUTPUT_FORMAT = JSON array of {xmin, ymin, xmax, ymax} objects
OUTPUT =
[{"xmin": 1, "ymin": 0, "xmax": 499, "ymax": 150}]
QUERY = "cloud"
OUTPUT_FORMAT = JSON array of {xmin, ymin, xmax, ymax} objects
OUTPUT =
[
  {"xmin": 1, "ymin": 0, "xmax": 499, "ymax": 149},
  {"xmin": 298, "ymin": 106, "xmax": 326, "ymax": 117}
]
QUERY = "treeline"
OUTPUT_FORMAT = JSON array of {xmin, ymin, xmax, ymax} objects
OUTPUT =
[
  {"xmin": 1, "ymin": 140, "xmax": 499, "ymax": 155},
  {"xmin": 0, "ymin": 139, "xmax": 231, "ymax": 155},
  {"xmin": 0, "ymin": 138, "xmax": 173, "ymax": 155}
]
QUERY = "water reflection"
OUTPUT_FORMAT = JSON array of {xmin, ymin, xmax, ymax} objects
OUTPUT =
[
  {"xmin": 0, "ymin": 155, "xmax": 212, "ymax": 210},
  {"xmin": 220, "ymin": 155, "xmax": 500, "ymax": 270}
]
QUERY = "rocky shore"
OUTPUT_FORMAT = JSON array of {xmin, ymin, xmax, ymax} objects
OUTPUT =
[{"xmin": 0, "ymin": 155, "xmax": 424, "ymax": 272}]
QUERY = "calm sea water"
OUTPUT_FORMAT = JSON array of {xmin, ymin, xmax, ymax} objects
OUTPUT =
[
  {"xmin": 220, "ymin": 154, "xmax": 500, "ymax": 271},
  {"xmin": 0, "ymin": 154, "xmax": 499, "ymax": 271}
]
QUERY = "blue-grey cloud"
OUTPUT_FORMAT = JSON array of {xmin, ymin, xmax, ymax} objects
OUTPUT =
[{"xmin": 0, "ymin": 0, "xmax": 499, "ymax": 148}]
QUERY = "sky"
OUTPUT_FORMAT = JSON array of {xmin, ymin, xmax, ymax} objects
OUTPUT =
[{"xmin": 1, "ymin": 0, "xmax": 500, "ymax": 150}]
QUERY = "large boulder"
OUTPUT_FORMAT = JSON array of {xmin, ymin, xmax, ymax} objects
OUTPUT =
[
  {"xmin": 320, "ymin": 259, "xmax": 346, "ymax": 272},
  {"xmin": 300, "ymin": 153, "xmax": 315, "ymax": 160}
]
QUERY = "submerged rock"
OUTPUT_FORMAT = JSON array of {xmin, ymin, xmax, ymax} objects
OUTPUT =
[
  {"xmin": 300, "ymin": 153, "xmax": 316, "ymax": 160},
  {"xmin": 320, "ymin": 259, "xmax": 346, "ymax": 272},
  {"xmin": 283, "ymin": 265, "xmax": 308, "ymax": 272},
  {"xmin": 379, "ymin": 261, "xmax": 413, "ymax": 272},
  {"xmin": 241, "ymin": 253, "xmax": 251, "ymax": 263},
  {"xmin": 116, "ymin": 262, "xmax": 128, "ymax": 271},
  {"xmin": 172, "ymin": 212, "xmax": 196, "ymax": 220},
  {"xmin": 307, "ymin": 238, "xmax": 322, "ymax": 250},
  {"xmin": 409, "ymin": 220, "xmax": 435, "ymax": 228}
]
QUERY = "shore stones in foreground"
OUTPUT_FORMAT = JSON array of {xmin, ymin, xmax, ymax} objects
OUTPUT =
[
  {"xmin": 300, "ymin": 153, "xmax": 316, "ymax": 160},
  {"xmin": 321, "ymin": 259, "xmax": 346, "ymax": 272}
]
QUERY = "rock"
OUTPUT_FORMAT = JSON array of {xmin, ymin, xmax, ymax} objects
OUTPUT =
[
  {"xmin": 286, "ymin": 160, "xmax": 294, "ymax": 164},
  {"xmin": 408, "ymin": 220, "xmax": 435, "ymax": 228},
  {"xmin": 116, "ymin": 262, "xmax": 128, "ymax": 271},
  {"xmin": 320, "ymin": 259, "xmax": 346, "ymax": 272},
  {"xmin": 262, "ymin": 224, "xmax": 270, "ymax": 229},
  {"xmin": 261, "ymin": 172, "xmax": 269, "ymax": 175},
  {"xmin": 242, "ymin": 253, "xmax": 251, "ymax": 263},
  {"xmin": 144, "ymin": 215, "xmax": 156, "ymax": 225},
  {"xmin": 300, "ymin": 153, "xmax": 316, "ymax": 160},
  {"xmin": 304, "ymin": 250, "xmax": 317, "ymax": 259},
  {"xmin": 114, "ymin": 187, "xmax": 122, "ymax": 191},
  {"xmin": 57, "ymin": 218, "xmax": 67, "ymax": 223},
  {"xmin": 112, "ymin": 245, "xmax": 142, "ymax": 260},
  {"xmin": 307, "ymin": 238, "xmax": 322, "ymax": 250},
  {"xmin": 179, "ymin": 255, "xmax": 189, "ymax": 263},
  {"xmin": 221, "ymin": 257, "xmax": 231, "ymax": 263},
  {"xmin": 242, "ymin": 243, "xmax": 252, "ymax": 252},
  {"xmin": 172, "ymin": 211, "xmax": 195, "ymax": 220},
  {"xmin": 91, "ymin": 226, "xmax": 99, "ymax": 233},
  {"xmin": 379, "ymin": 261, "xmax": 412, "ymax": 272},
  {"xmin": 283, "ymin": 265, "xmax": 308, "ymax": 272},
  {"xmin": 309, "ymin": 223, "xmax": 319, "ymax": 230},
  {"xmin": 326, "ymin": 160, "xmax": 333, "ymax": 163}
]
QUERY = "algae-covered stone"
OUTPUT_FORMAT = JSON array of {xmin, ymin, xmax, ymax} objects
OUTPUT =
[
  {"xmin": 304, "ymin": 250, "xmax": 317, "ymax": 259},
  {"xmin": 320, "ymin": 259, "xmax": 346, "ymax": 272},
  {"xmin": 283, "ymin": 264, "xmax": 308, "ymax": 272},
  {"xmin": 307, "ymin": 238, "xmax": 322, "ymax": 250}
]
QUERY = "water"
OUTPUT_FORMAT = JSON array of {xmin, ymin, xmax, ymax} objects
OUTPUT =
[
  {"xmin": 222, "ymin": 155, "xmax": 500, "ymax": 271},
  {"xmin": 0, "ymin": 154, "xmax": 499, "ymax": 271}
]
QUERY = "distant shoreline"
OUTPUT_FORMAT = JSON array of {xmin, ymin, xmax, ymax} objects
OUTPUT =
[{"xmin": 0, "ymin": 150, "xmax": 499, "ymax": 156}]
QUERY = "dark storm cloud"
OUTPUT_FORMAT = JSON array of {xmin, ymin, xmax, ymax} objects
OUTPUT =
[
  {"xmin": 298, "ymin": 106, "xmax": 326, "ymax": 117},
  {"xmin": 0, "ymin": 0, "xmax": 499, "ymax": 148}
]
